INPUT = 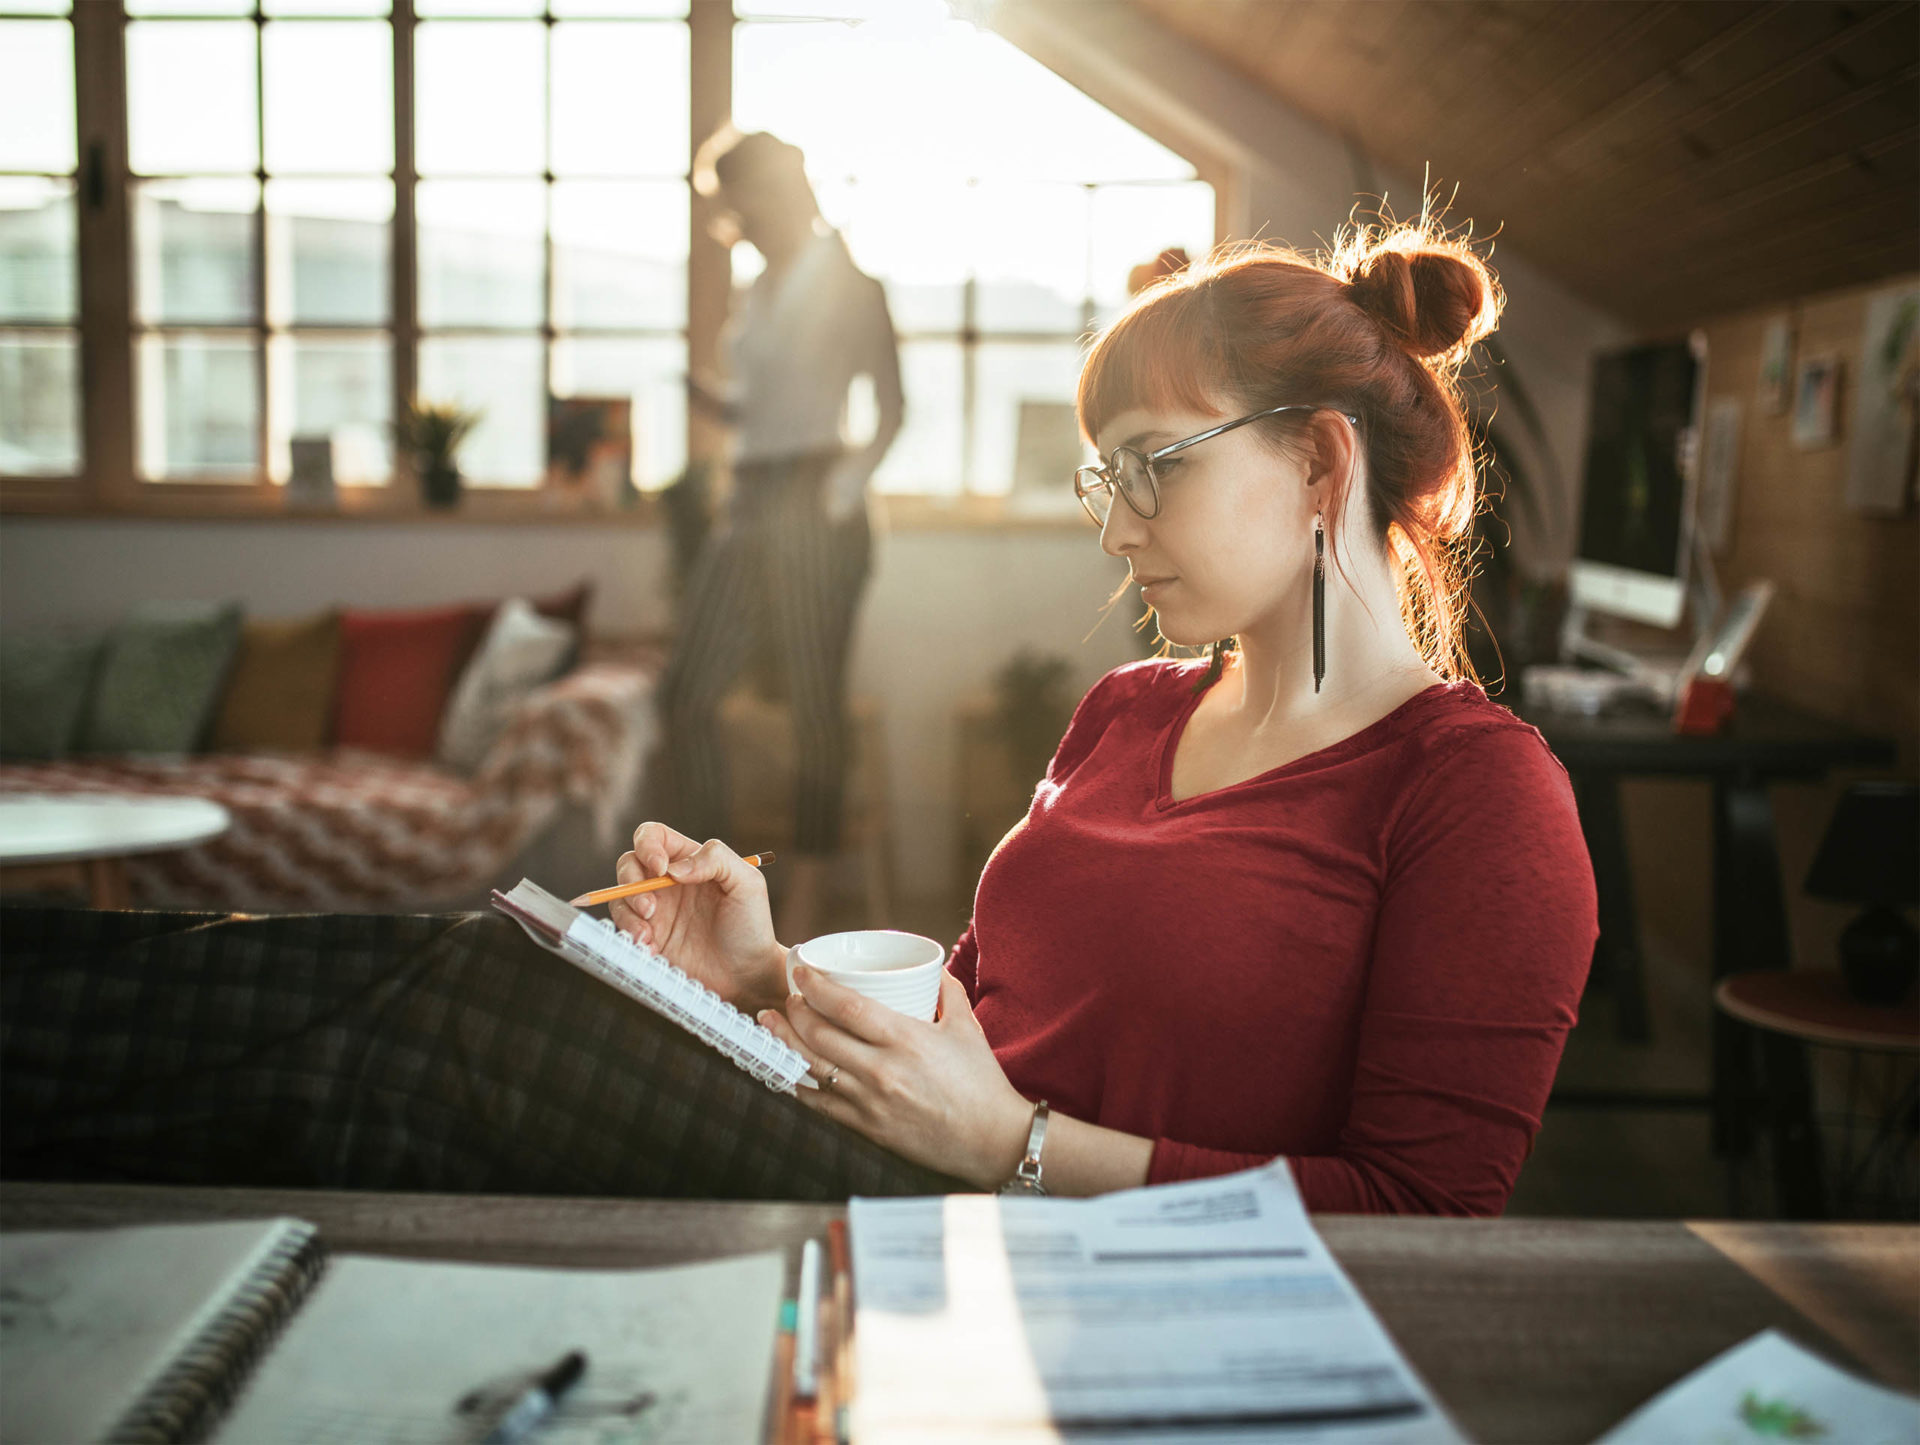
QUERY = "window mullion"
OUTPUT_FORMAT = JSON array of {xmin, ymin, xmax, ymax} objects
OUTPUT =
[
  {"xmin": 393, "ymin": 0, "xmax": 417, "ymax": 500},
  {"xmin": 686, "ymin": 0, "xmax": 730, "ymax": 472},
  {"xmin": 74, "ymin": 0, "xmax": 133, "ymax": 506}
]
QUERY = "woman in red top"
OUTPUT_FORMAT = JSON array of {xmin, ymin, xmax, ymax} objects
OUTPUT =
[{"xmin": 613, "ymin": 221, "xmax": 1599, "ymax": 1215}]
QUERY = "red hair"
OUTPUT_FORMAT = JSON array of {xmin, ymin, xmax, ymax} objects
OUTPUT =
[{"xmin": 1076, "ymin": 216, "xmax": 1502, "ymax": 683}]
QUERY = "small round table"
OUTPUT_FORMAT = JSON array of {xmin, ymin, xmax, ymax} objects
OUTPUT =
[
  {"xmin": 1715, "ymin": 970, "xmax": 1919, "ymax": 1219},
  {"xmin": 0, "ymin": 795, "xmax": 232, "ymax": 908}
]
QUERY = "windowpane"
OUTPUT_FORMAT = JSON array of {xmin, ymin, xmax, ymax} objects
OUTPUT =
[
  {"xmin": 833, "ymin": 179, "xmax": 965, "ymax": 333},
  {"xmin": 552, "ymin": 335, "xmax": 686, "ymax": 489},
  {"xmin": 974, "ymin": 183, "xmax": 1089, "ymax": 334},
  {"xmin": 0, "ymin": 178, "xmax": 77, "ymax": 325},
  {"xmin": 417, "ymin": 0, "xmax": 541, "ymax": 13},
  {"xmin": 418, "ymin": 335, "xmax": 544, "ymax": 485},
  {"xmin": 264, "ymin": 21, "xmax": 394, "ymax": 175},
  {"xmin": 266, "ymin": 180, "xmax": 392, "ymax": 327},
  {"xmin": 1090, "ymin": 182, "xmax": 1216, "ymax": 317},
  {"xmin": 0, "ymin": 331, "xmax": 79, "ymax": 476},
  {"xmin": 418, "ymin": 179, "xmax": 544, "ymax": 328},
  {"xmin": 263, "ymin": 1, "xmax": 392, "ymax": 14},
  {"xmin": 0, "ymin": 21, "xmax": 75, "ymax": 173},
  {"xmin": 551, "ymin": 182, "xmax": 686, "ymax": 330},
  {"xmin": 872, "ymin": 340, "xmax": 963, "ymax": 495},
  {"xmin": 128, "ymin": 22, "xmax": 260, "ymax": 176},
  {"xmin": 550, "ymin": 23, "xmax": 687, "ymax": 178},
  {"xmin": 553, "ymin": 0, "xmax": 687, "ymax": 14},
  {"xmin": 416, "ymin": 21, "xmax": 545, "ymax": 176},
  {"xmin": 3, "ymin": 1, "xmax": 73, "ymax": 13},
  {"xmin": 137, "ymin": 333, "xmax": 261, "ymax": 480},
  {"xmin": 970, "ymin": 341, "xmax": 1087, "ymax": 499},
  {"xmin": 129, "ymin": 0, "xmax": 253, "ymax": 13},
  {"xmin": 268, "ymin": 334, "xmax": 391, "ymax": 484},
  {"xmin": 134, "ymin": 179, "xmax": 259, "ymax": 327}
]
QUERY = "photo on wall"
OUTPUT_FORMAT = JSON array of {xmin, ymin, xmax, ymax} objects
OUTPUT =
[
  {"xmin": 1844, "ymin": 284, "xmax": 1920, "ymax": 515},
  {"xmin": 1790, "ymin": 355, "xmax": 1841, "ymax": 450}
]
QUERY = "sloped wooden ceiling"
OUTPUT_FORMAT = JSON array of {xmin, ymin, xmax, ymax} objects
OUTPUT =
[{"xmin": 1134, "ymin": 0, "xmax": 1920, "ymax": 330}]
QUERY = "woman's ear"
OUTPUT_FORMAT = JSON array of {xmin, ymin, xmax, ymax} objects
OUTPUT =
[{"xmin": 1300, "ymin": 409, "xmax": 1358, "ymax": 517}]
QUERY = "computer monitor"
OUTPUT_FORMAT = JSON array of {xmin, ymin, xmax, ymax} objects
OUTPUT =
[{"xmin": 1568, "ymin": 335, "xmax": 1707, "ymax": 629}]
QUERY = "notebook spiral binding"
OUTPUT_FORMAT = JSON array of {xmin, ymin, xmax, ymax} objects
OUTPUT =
[
  {"xmin": 106, "ymin": 1223, "xmax": 328, "ymax": 1445},
  {"xmin": 560, "ymin": 913, "xmax": 812, "ymax": 1094}
]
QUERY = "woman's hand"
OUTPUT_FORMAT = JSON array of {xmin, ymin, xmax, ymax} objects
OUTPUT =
[
  {"xmin": 610, "ymin": 823, "xmax": 786, "ymax": 1015},
  {"xmin": 759, "ymin": 966, "xmax": 1034, "ymax": 1191}
]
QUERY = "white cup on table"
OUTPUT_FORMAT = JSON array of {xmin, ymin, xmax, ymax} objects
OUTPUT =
[{"xmin": 785, "ymin": 931, "xmax": 946, "ymax": 1022}]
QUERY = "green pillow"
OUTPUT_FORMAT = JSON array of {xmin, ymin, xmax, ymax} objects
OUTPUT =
[
  {"xmin": 79, "ymin": 601, "xmax": 244, "ymax": 755},
  {"xmin": 0, "ymin": 633, "xmax": 103, "ymax": 760}
]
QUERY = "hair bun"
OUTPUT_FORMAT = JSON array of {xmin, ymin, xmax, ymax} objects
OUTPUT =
[{"xmin": 1347, "ymin": 245, "xmax": 1496, "ymax": 360}]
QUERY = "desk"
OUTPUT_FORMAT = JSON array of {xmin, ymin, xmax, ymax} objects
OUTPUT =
[
  {"xmin": 3, "ymin": 1183, "xmax": 1914, "ymax": 1445},
  {"xmin": 1518, "ymin": 693, "xmax": 1896, "ymax": 1218}
]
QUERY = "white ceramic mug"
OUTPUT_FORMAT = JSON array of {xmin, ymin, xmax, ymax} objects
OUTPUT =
[{"xmin": 786, "ymin": 930, "xmax": 946, "ymax": 1022}]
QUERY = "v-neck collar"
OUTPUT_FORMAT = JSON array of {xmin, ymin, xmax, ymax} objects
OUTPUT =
[{"xmin": 1151, "ymin": 676, "xmax": 1458, "ymax": 812}]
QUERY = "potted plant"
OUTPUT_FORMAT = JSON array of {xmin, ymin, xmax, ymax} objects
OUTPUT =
[{"xmin": 402, "ymin": 400, "xmax": 481, "ymax": 510}]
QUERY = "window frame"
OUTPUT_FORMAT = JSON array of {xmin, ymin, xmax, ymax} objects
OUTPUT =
[{"xmin": 1, "ymin": 0, "xmax": 1225, "ymax": 526}]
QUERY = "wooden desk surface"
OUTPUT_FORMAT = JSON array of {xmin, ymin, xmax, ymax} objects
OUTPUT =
[{"xmin": 4, "ymin": 1184, "xmax": 1914, "ymax": 1445}]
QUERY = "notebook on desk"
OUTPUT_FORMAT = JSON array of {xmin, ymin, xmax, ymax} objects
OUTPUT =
[{"xmin": 0, "ymin": 1217, "xmax": 784, "ymax": 1445}]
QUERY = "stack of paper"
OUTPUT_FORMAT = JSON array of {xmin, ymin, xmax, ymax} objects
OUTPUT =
[{"xmin": 848, "ymin": 1162, "xmax": 1461, "ymax": 1443}]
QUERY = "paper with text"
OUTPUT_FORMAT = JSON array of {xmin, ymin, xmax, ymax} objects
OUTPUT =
[{"xmin": 848, "ymin": 1161, "xmax": 1460, "ymax": 1443}]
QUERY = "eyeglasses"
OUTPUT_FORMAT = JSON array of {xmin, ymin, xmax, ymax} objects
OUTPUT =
[{"xmin": 1072, "ymin": 404, "xmax": 1361, "ymax": 528}]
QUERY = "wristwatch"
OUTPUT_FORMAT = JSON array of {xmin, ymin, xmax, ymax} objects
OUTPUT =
[{"xmin": 998, "ymin": 1100, "xmax": 1050, "ymax": 1196}]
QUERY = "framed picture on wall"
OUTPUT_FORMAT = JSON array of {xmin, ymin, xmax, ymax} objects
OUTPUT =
[
  {"xmin": 1790, "ymin": 355, "xmax": 1841, "ymax": 449},
  {"xmin": 1757, "ymin": 316, "xmax": 1794, "ymax": 415}
]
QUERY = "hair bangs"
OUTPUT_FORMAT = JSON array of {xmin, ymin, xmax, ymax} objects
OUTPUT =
[{"xmin": 1076, "ymin": 279, "xmax": 1234, "ymax": 451}]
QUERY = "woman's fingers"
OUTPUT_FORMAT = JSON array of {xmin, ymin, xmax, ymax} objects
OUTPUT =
[
  {"xmin": 758, "ymin": 1006, "xmax": 861, "ymax": 1094},
  {"xmin": 790, "ymin": 963, "xmax": 900, "ymax": 1048},
  {"xmin": 628, "ymin": 820, "xmax": 699, "ymax": 879}
]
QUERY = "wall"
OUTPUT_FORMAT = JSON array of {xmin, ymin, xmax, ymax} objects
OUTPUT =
[
  {"xmin": 1611, "ymin": 275, "xmax": 1919, "ymax": 996},
  {"xmin": 0, "ymin": 511, "xmax": 1141, "ymax": 906}
]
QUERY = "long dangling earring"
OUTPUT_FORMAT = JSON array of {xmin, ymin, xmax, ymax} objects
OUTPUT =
[{"xmin": 1312, "ymin": 510, "xmax": 1326, "ymax": 694}]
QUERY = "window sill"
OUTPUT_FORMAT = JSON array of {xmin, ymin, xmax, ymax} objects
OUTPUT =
[{"xmin": 0, "ymin": 484, "xmax": 1100, "ymax": 534}]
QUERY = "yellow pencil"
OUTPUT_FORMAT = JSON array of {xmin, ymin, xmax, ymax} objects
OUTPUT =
[{"xmin": 569, "ymin": 851, "xmax": 776, "ymax": 908}]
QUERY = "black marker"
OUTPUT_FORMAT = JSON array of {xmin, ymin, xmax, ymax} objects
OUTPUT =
[{"xmin": 480, "ymin": 1350, "xmax": 587, "ymax": 1445}]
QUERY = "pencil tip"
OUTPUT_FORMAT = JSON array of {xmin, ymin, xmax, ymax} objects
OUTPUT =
[{"xmin": 758, "ymin": 850, "xmax": 776, "ymax": 867}]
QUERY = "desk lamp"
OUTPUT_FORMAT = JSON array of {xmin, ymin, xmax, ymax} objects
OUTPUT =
[{"xmin": 1804, "ymin": 783, "xmax": 1919, "ymax": 1005}]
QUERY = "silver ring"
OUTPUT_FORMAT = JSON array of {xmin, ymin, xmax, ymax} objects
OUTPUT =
[{"xmin": 820, "ymin": 1065, "xmax": 841, "ymax": 1091}]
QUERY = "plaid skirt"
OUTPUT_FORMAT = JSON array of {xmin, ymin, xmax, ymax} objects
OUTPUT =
[{"xmin": 0, "ymin": 906, "xmax": 962, "ymax": 1200}]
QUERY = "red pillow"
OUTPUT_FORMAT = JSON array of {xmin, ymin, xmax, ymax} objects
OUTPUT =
[{"xmin": 332, "ymin": 604, "xmax": 491, "ymax": 758}]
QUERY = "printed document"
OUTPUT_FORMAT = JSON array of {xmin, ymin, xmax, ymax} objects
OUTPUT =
[{"xmin": 848, "ymin": 1161, "xmax": 1461, "ymax": 1443}]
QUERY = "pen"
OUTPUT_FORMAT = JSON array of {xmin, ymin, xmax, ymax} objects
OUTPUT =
[
  {"xmin": 794, "ymin": 1239, "xmax": 822, "ymax": 1401},
  {"xmin": 480, "ymin": 1349, "xmax": 587, "ymax": 1445},
  {"xmin": 570, "ymin": 851, "xmax": 776, "ymax": 907}
]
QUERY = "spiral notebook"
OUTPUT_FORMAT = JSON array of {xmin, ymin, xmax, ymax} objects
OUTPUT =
[
  {"xmin": 490, "ymin": 877, "xmax": 816, "ymax": 1096},
  {"xmin": 0, "ymin": 1218, "xmax": 784, "ymax": 1445}
]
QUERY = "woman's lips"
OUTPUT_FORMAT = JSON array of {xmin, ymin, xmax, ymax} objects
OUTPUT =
[{"xmin": 1135, "ymin": 575, "xmax": 1176, "ymax": 601}]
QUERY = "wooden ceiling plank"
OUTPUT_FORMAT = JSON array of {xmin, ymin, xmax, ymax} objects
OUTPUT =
[
  {"xmin": 1540, "ymin": 63, "xmax": 1919, "ymax": 236},
  {"xmin": 1488, "ymin": 0, "xmax": 1782, "ymax": 184},
  {"xmin": 1578, "ymin": 190, "xmax": 1920, "ymax": 288},
  {"xmin": 1561, "ymin": 1, "xmax": 1920, "ymax": 195},
  {"xmin": 1628, "ymin": 240, "xmax": 1920, "ymax": 329}
]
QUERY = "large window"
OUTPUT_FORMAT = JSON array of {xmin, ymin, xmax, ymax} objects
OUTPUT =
[
  {"xmin": 734, "ymin": 1, "xmax": 1214, "ymax": 497},
  {"xmin": 0, "ymin": 2, "xmax": 79, "ymax": 476},
  {"xmin": 0, "ymin": 0, "xmax": 1212, "ymax": 511}
]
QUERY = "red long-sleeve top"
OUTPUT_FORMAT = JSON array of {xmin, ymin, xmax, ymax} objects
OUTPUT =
[{"xmin": 948, "ymin": 659, "xmax": 1598, "ymax": 1215}]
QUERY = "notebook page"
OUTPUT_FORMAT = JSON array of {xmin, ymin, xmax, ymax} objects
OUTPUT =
[
  {"xmin": 214, "ymin": 1250, "xmax": 784, "ymax": 1445},
  {"xmin": 0, "ymin": 1217, "xmax": 311, "ymax": 1444}
]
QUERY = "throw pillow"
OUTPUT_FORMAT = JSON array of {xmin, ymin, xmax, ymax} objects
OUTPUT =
[
  {"xmin": 437, "ymin": 597, "xmax": 576, "ymax": 773},
  {"xmin": 79, "ymin": 601, "xmax": 243, "ymax": 755},
  {"xmin": 332, "ymin": 603, "xmax": 488, "ymax": 758},
  {"xmin": 0, "ymin": 632, "xmax": 103, "ymax": 760},
  {"xmin": 210, "ymin": 610, "xmax": 343, "ymax": 752}
]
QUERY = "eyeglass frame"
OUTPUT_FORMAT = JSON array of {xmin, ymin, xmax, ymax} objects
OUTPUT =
[{"xmin": 1072, "ymin": 403, "xmax": 1362, "ymax": 527}]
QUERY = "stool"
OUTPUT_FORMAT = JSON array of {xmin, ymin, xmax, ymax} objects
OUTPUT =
[
  {"xmin": 719, "ymin": 689, "xmax": 896, "ymax": 927},
  {"xmin": 1715, "ymin": 970, "xmax": 1919, "ymax": 1220}
]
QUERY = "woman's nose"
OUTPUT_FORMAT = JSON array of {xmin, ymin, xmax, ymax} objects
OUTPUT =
[{"xmin": 1098, "ymin": 497, "xmax": 1147, "ymax": 557}]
